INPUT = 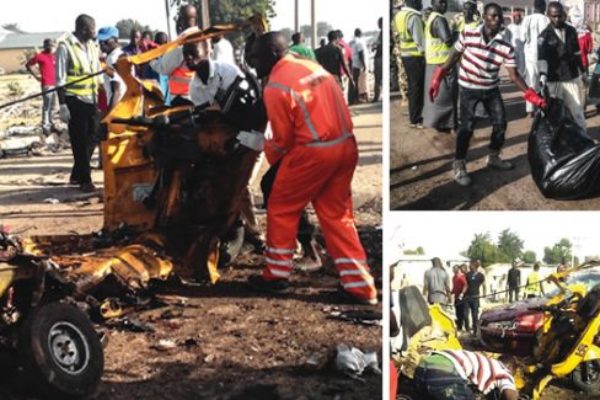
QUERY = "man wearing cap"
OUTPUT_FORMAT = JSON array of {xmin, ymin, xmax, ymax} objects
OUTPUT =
[
  {"xmin": 56, "ymin": 14, "xmax": 101, "ymax": 192},
  {"xmin": 98, "ymin": 27, "xmax": 126, "ymax": 113}
]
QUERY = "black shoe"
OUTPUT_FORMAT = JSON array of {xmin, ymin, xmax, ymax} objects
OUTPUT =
[
  {"xmin": 79, "ymin": 182, "xmax": 96, "ymax": 193},
  {"xmin": 337, "ymin": 285, "xmax": 378, "ymax": 305},
  {"xmin": 247, "ymin": 275, "xmax": 290, "ymax": 294}
]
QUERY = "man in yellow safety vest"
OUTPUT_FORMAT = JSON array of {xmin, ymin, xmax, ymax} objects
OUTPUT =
[
  {"xmin": 56, "ymin": 14, "xmax": 101, "ymax": 193},
  {"xmin": 453, "ymin": 1, "xmax": 480, "ymax": 35},
  {"xmin": 423, "ymin": 0, "xmax": 457, "ymax": 132},
  {"xmin": 524, "ymin": 263, "xmax": 545, "ymax": 299},
  {"xmin": 394, "ymin": 0, "xmax": 426, "ymax": 128}
]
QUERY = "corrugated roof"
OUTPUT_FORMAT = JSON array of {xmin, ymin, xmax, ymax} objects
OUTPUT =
[{"xmin": 0, "ymin": 32, "xmax": 64, "ymax": 50}]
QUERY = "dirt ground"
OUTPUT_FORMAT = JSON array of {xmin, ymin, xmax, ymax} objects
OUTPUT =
[
  {"xmin": 390, "ymin": 80, "xmax": 600, "ymax": 210},
  {"xmin": 0, "ymin": 74, "xmax": 382, "ymax": 400}
]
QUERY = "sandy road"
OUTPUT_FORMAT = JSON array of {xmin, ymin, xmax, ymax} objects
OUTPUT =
[
  {"xmin": 0, "ymin": 96, "xmax": 382, "ymax": 399},
  {"xmin": 390, "ymin": 83, "xmax": 600, "ymax": 210}
]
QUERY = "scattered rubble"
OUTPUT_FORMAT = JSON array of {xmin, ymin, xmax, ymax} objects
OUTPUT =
[{"xmin": 335, "ymin": 344, "xmax": 381, "ymax": 378}]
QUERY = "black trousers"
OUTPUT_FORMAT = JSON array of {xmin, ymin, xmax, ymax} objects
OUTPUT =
[
  {"xmin": 374, "ymin": 56, "xmax": 382, "ymax": 101},
  {"xmin": 454, "ymin": 298, "xmax": 467, "ymax": 331},
  {"xmin": 508, "ymin": 286, "xmax": 519, "ymax": 303},
  {"xmin": 414, "ymin": 359, "xmax": 476, "ymax": 400},
  {"xmin": 260, "ymin": 161, "xmax": 315, "ymax": 246},
  {"xmin": 465, "ymin": 296, "xmax": 479, "ymax": 333},
  {"xmin": 66, "ymin": 97, "xmax": 99, "ymax": 184},
  {"xmin": 401, "ymin": 56, "xmax": 425, "ymax": 124},
  {"xmin": 350, "ymin": 67, "xmax": 362, "ymax": 104},
  {"xmin": 455, "ymin": 87, "xmax": 507, "ymax": 160}
]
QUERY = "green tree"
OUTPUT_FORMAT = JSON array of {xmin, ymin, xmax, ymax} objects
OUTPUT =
[
  {"xmin": 522, "ymin": 250, "xmax": 537, "ymax": 264},
  {"xmin": 116, "ymin": 19, "xmax": 152, "ymax": 39},
  {"xmin": 466, "ymin": 232, "xmax": 498, "ymax": 267},
  {"xmin": 543, "ymin": 238, "xmax": 573, "ymax": 265},
  {"xmin": 403, "ymin": 246, "xmax": 425, "ymax": 256},
  {"xmin": 496, "ymin": 229, "xmax": 524, "ymax": 263}
]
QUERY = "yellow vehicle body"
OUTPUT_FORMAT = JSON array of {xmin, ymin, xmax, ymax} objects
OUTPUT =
[
  {"xmin": 515, "ymin": 263, "xmax": 600, "ymax": 399},
  {"xmin": 6, "ymin": 16, "xmax": 269, "ymax": 321}
]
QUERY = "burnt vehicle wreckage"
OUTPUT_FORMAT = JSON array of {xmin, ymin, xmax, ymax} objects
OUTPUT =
[{"xmin": 0, "ymin": 15, "xmax": 269, "ymax": 398}]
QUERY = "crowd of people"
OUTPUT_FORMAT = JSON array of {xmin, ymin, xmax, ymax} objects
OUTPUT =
[
  {"xmin": 21, "ymin": 5, "xmax": 383, "ymax": 306},
  {"xmin": 394, "ymin": 0, "xmax": 595, "ymax": 187},
  {"xmin": 421, "ymin": 256, "xmax": 554, "ymax": 336}
]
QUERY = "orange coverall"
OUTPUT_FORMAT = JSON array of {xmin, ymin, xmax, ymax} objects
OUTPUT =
[{"xmin": 261, "ymin": 54, "xmax": 377, "ymax": 302}]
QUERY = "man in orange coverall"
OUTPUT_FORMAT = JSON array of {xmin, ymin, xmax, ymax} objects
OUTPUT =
[{"xmin": 245, "ymin": 32, "xmax": 378, "ymax": 305}]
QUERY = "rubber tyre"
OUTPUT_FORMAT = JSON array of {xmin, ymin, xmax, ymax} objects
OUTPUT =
[
  {"xmin": 18, "ymin": 302, "xmax": 104, "ymax": 399},
  {"xmin": 571, "ymin": 360, "xmax": 600, "ymax": 396}
]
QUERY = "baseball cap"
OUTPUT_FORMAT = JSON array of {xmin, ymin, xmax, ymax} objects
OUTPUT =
[{"xmin": 97, "ymin": 26, "xmax": 119, "ymax": 42}]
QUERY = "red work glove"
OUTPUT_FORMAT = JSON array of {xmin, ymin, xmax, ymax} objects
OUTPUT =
[
  {"xmin": 523, "ymin": 88, "xmax": 547, "ymax": 109},
  {"xmin": 429, "ymin": 66, "xmax": 447, "ymax": 102}
]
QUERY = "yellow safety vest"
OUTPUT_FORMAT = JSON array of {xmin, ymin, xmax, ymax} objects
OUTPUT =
[
  {"xmin": 395, "ymin": 9, "xmax": 424, "ymax": 57},
  {"xmin": 425, "ymin": 12, "xmax": 452, "ymax": 65},
  {"xmin": 454, "ymin": 15, "xmax": 480, "ymax": 34},
  {"xmin": 525, "ymin": 271, "xmax": 541, "ymax": 296},
  {"xmin": 59, "ymin": 33, "xmax": 101, "ymax": 98}
]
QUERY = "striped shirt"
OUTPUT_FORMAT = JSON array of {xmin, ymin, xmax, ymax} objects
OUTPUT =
[
  {"xmin": 455, "ymin": 26, "xmax": 516, "ymax": 90},
  {"xmin": 433, "ymin": 350, "xmax": 516, "ymax": 394}
]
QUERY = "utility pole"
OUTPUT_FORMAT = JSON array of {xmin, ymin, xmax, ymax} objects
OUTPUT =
[
  {"xmin": 200, "ymin": 0, "xmax": 210, "ymax": 29},
  {"xmin": 295, "ymin": 0, "xmax": 300, "ymax": 33},
  {"xmin": 311, "ymin": 0, "xmax": 317, "ymax": 49},
  {"xmin": 164, "ymin": 0, "xmax": 173, "ymax": 40}
]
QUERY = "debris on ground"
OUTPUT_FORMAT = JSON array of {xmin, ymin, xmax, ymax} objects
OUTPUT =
[
  {"xmin": 335, "ymin": 344, "xmax": 381, "ymax": 378},
  {"xmin": 107, "ymin": 317, "xmax": 155, "ymax": 333},
  {"xmin": 326, "ymin": 308, "xmax": 382, "ymax": 326},
  {"xmin": 305, "ymin": 351, "xmax": 332, "ymax": 371},
  {"xmin": 151, "ymin": 339, "xmax": 177, "ymax": 351}
]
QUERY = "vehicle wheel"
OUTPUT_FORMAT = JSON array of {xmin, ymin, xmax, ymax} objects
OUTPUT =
[
  {"xmin": 18, "ymin": 302, "xmax": 104, "ymax": 399},
  {"xmin": 571, "ymin": 360, "xmax": 600, "ymax": 395}
]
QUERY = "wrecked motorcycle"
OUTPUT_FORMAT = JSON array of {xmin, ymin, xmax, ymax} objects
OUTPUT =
[
  {"xmin": 20, "ymin": 17, "xmax": 268, "ymax": 307},
  {"xmin": 0, "ymin": 16, "xmax": 268, "ymax": 399},
  {"xmin": 0, "ymin": 229, "xmax": 104, "ymax": 398},
  {"xmin": 514, "ymin": 265, "xmax": 600, "ymax": 399}
]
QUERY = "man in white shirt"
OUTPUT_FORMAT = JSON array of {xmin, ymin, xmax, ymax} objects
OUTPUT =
[
  {"xmin": 98, "ymin": 26, "xmax": 126, "ymax": 112},
  {"xmin": 183, "ymin": 42, "xmax": 265, "ymax": 248},
  {"xmin": 507, "ymin": 9, "xmax": 526, "ymax": 78},
  {"xmin": 522, "ymin": 0, "xmax": 549, "ymax": 116},
  {"xmin": 150, "ymin": 4, "xmax": 204, "ymax": 103},
  {"xmin": 350, "ymin": 28, "xmax": 369, "ymax": 103},
  {"xmin": 212, "ymin": 34, "xmax": 236, "ymax": 64}
]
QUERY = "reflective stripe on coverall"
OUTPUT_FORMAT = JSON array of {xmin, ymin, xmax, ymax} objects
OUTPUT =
[
  {"xmin": 261, "ymin": 54, "xmax": 377, "ymax": 302},
  {"xmin": 169, "ymin": 65, "xmax": 195, "ymax": 96}
]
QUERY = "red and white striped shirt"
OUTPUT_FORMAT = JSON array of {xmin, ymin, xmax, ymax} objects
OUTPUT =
[
  {"xmin": 434, "ymin": 350, "xmax": 516, "ymax": 395},
  {"xmin": 455, "ymin": 26, "xmax": 516, "ymax": 90}
]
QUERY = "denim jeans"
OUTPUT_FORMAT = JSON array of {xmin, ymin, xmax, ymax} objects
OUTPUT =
[
  {"xmin": 455, "ymin": 87, "xmax": 507, "ymax": 160},
  {"xmin": 42, "ymin": 85, "xmax": 56, "ymax": 133}
]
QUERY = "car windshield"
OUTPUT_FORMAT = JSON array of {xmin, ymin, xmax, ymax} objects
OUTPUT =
[{"xmin": 545, "ymin": 268, "xmax": 600, "ymax": 298}]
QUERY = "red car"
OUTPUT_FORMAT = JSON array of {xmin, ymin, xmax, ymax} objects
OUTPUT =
[{"xmin": 478, "ymin": 267, "xmax": 600, "ymax": 356}]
